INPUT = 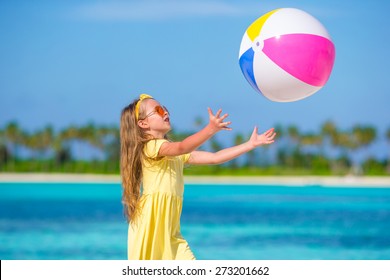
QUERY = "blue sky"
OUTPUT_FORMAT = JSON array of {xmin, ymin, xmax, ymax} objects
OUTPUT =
[{"xmin": 0, "ymin": 0, "xmax": 389, "ymax": 151}]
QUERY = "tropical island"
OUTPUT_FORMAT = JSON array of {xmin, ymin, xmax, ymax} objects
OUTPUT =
[{"xmin": 1, "ymin": 120, "xmax": 389, "ymax": 177}]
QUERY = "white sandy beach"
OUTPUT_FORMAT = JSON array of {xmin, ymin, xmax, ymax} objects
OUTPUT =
[{"xmin": 0, "ymin": 172, "xmax": 389, "ymax": 187}]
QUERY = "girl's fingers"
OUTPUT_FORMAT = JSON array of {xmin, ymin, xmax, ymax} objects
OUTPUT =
[
  {"xmin": 220, "ymin": 113, "xmax": 229, "ymax": 121},
  {"xmin": 208, "ymin": 107, "xmax": 230, "ymax": 122},
  {"xmin": 207, "ymin": 107, "xmax": 233, "ymax": 131},
  {"xmin": 265, "ymin": 128, "xmax": 274, "ymax": 134},
  {"xmin": 220, "ymin": 121, "xmax": 232, "ymax": 127},
  {"xmin": 215, "ymin": 109, "xmax": 222, "ymax": 118},
  {"xmin": 263, "ymin": 128, "xmax": 275, "ymax": 137},
  {"xmin": 221, "ymin": 123, "xmax": 233, "ymax": 130}
]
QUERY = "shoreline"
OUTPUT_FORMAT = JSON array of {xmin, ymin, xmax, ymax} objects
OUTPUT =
[{"xmin": 0, "ymin": 172, "xmax": 390, "ymax": 187}]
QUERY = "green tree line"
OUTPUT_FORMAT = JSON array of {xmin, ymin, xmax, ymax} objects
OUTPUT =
[{"xmin": 0, "ymin": 120, "xmax": 389, "ymax": 175}]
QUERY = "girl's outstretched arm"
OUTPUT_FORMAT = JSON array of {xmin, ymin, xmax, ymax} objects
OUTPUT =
[
  {"xmin": 187, "ymin": 127, "xmax": 276, "ymax": 165},
  {"xmin": 159, "ymin": 108, "xmax": 232, "ymax": 157}
]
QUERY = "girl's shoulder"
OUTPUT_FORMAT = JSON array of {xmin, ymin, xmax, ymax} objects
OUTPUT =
[{"xmin": 144, "ymin": 138, "xmax": 169, "ymax": 159}]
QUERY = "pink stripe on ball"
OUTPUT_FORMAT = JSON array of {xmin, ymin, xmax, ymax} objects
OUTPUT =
[{"xmin": 262, "ymin": 34, "xmax": 335, "ymax": 86}]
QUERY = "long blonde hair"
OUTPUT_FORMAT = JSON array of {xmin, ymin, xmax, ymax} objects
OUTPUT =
[{"xmin": 120, "ymin": 98, "xmax": 150, "ymax": 222}]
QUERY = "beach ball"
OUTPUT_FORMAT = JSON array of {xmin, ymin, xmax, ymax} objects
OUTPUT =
[{"xmin": 239, "ymin": 8, "xmax": 335, "ymax": 102}]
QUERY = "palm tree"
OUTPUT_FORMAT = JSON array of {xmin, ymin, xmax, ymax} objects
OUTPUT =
[
  {"xmin": 0, "ymin": 144, "xmax": 10, "ymax": 169},
  {"xmin": 351, "ymin": 125, "xmax": 377, "ymax": 174},
  {"xmin": 352, "ymin": 125, "xmax": 376, "ymax": 148},
  {"xmin": 273, "ymin": 124, "xmax": 287, "ymax": 167},
  {"xmin": 321, "ymin": 120, "xmax": 337, "ymax": 137},
  {"xmin": 300, "ymin": 132, "xmax": 324, "ymax": 171},
  {"xmin": 287, "ymin": 125, "xmax": 300, "ymax": 143},
  {"xmin": 320, "ymin": 121, "xmax": 353, "ymax": 174},
  {"xmin": 104, "ymin": 125, "xmax": 120, "ymax": 172},
  {"xmin": 36, "ymin": 126, "xmax": 54, "ymax": 157},
  {"xmin": 29, "ymin": 126, "xmax": 54, "ymax": 171},
  {"xmin": 90, "ymin": 123, "xmax": 104, "ymax": 150},
  {"xmin": 0, "ymin": 126, "xmax": 5, "ymax": 148},
  {"xmin": 78, "ymin": 123, "xmax": 103, "ymax": 153},
  {"xmin": 286, "ymin": 125, "xmax": 302, "ymax": 168},
  {"xmin": 320, "ymin": 120, "xmax": 337, "ymax": 156},
  {"xmin": 93, "ymin": 124, "xmax": 120, "ymax": 172},
  {"xmin": 55, "ymin": 125, "xmax": 78, "ymax": 164},
  {"xmin": 273, "ymin": 123, "xmax": 284, "ymax": 139},
  {"xmin": 330, "ymin": 130, "xmax": 354, "ymax": 174},
  {"xmin": 301, "ymin": 132, "xmax": 322, "ymax": 151},
  {"xmin": 0, "ymin": 126, "xmax": 10, "ymax": 169},
  {"xmin": 4, "ymin": 121, "xmax": 23, "ymax": 169},
  {"xmin": 59, "ymin": 125, "xmax": 79, "ymax": 142}
]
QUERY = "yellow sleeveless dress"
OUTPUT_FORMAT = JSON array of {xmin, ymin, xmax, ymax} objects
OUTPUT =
[{"xmin": 127, "ymin": 139, "xmax": 195, "ymax": 260}]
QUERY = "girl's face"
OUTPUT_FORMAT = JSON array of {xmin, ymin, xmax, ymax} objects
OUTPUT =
[{"xmin": 138, "ymin": 99, "xmax": 171, "ymax": 138}]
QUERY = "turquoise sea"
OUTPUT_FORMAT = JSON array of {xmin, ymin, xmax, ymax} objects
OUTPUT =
[{"xmin": 0, "ymin": 182, "xmax": 390, "ymax": 260}]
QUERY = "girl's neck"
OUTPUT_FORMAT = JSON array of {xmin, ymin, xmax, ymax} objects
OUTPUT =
[{"xmin": 147, "ymin": 130, "xmax": 166, "ymax": 140}]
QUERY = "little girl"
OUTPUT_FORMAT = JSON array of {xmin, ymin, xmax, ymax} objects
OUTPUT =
[{"xmin": 120, "ymin": 94, "xmax": 276, "ymax": 260}]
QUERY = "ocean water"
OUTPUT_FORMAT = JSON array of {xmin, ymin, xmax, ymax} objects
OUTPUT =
[{"xmin": 0, "ymin": 182, "xmax": 389, "ymax": 260}]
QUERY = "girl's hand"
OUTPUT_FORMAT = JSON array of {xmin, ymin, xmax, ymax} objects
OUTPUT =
[
  {"xmin": 207, "ymin": 108, "xmax": 232, "ymax": 133},
  {"xmin": 248, "ymin": 126, "xmax": 276, "ymax": 148}
]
